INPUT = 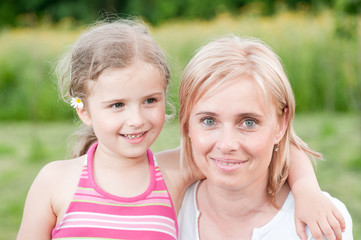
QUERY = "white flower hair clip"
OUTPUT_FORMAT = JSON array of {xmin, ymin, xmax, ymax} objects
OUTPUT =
[{"xmin": 70, "ymin": 97, "xmax": 84, "ymax": 110}]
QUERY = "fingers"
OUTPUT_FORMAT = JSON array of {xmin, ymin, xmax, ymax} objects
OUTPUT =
[
  {"xmin": 317, "ymin": 217, "xmax": 336, "ymax": 240},
  {"xmin": 302, "ymin": 211, "xmax": 344, "ymax": 240},
  {"xmin": 295, "ymin": 218, "xmax": 307, "ymax": 240},
  {"xmin": 307, "ymin": 221, "xmax": 324, "ymax": 240},
  {"xmin": 332, "ymin": 206, "xmax": 346, "ymax": 232},
  {"xmin": 327, "ymin": 214, "xmax": 342, "ymax": 240}
]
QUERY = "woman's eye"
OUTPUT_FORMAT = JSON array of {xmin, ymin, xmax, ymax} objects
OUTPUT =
[
  {"xmin": 145, "ymin": 98, "xmax": 156, "ymax": 104},
  {"xmin": 243, "ymin": 119, "xmax": 256, "ymax": 128},
  {"xmin": 201, "ymin": 117, "xmax": 216, "ymax": 126},
  {"xmin": 111, "ymin": 102, "xmax": 124, "ymax": 108}
]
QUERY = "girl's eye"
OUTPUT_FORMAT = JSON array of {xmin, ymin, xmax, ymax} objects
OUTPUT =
[
  {"xmin": 201, "ymin": 117, "xmax": 216, "ymax": 127},
  {"xmin": 145, "ymin": 98, "xmax": 156, "ymax": 104},
  {"xmin": 111, "ymin": 102, "xmax": 124, "ymax": 108},
  {"xmin": 242, "ymin": 119, "xmax": 257, "ymax": 128}
]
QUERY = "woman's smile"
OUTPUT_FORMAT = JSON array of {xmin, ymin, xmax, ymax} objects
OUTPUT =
[{"xmin": 210, "ymin": 157, "xmax": 249, "ymax": 172}]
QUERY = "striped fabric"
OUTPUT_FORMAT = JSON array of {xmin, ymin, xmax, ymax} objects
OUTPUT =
[{"xmin": 52, "ymin": 142, "xmax": 178, "ymax": 239}]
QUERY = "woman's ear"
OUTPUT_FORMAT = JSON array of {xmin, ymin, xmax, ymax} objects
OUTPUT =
[
  {"xmin": 76, "ymin": 106, "xmax": 92, "ymax": 126},
  {"xmin": 275, "ymin": 107, "xmax": 289, "ymax": 143}
]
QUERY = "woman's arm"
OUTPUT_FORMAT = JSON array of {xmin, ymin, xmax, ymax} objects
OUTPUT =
[
  {"xmin": 288, "ymin": 145, "xmax": 346, "ymax": 240},
  {"xmin": 156, "ymin": 147, "xmax": 204, "ymax": 214}
]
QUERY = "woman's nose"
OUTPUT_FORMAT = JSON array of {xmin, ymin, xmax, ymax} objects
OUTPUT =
[{"xmin": 216, "ymin": 126, "xmax": 240, "ymax": 153}]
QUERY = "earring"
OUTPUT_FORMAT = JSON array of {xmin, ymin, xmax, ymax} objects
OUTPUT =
[{"xmin": 274, "ymin": 143, "xmax": 279, "ymax": 152}]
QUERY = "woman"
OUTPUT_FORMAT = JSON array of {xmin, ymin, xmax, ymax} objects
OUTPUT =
[{"xmin": 176, "ymin": 36, "xmax": 353, "ymax": 239}]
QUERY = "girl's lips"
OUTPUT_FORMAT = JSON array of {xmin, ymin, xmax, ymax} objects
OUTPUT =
[{"xmin": 120, "ymin": 131, "xmax": 147, "ymax": 144}]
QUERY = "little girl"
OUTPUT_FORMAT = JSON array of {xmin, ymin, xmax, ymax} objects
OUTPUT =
[{"xmin": 17, "ymin": 19, "xmax": 344, "ymax": 240}]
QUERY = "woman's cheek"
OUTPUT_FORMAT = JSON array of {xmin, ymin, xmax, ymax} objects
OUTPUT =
[{"xmin": 190, "ymin": 128, "xmax": 217, "ymax": 153}]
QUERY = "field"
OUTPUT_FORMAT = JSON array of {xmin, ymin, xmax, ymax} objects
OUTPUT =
[
  {"xmin": 0, "ymin": 11, "xmax": 360, "ymax": 121},
  {"xmin": 0, "ymin": 113, "xmax": 360, "ymax": 239},
  {"xmin": 0, "ymin": 9, "xmax": 360, "ymax": 239}
]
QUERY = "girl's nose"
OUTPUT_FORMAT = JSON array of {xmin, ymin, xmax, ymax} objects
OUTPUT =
[{"xmin": 126, "ymin": 106, "xmax": 145, "ymax": 128}]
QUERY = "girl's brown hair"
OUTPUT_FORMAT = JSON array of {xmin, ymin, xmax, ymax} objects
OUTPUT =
[{"xmin": 56, "ymin": 18, "xmax": 170, "ymax": 157}]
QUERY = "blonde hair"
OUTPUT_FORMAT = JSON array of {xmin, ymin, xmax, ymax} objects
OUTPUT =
[
  {"xmin": 56, "ymin": 18, "xmax": 170, "ymax": 157},
  {"xmin": 179, "ymin": 35, "xmax": 322, "ymax": 202}
]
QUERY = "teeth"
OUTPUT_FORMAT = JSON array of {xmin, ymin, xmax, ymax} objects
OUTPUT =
[
  {"xmin": 219, "ymin": 161, "xmax": 240, "ymax": 166},
  {"xmin": 123, "ymin": 133, "xmax": 144, "ymax": 139}
]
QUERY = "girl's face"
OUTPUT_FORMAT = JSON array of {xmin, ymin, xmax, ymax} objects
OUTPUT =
[
  {"xmin": 188, "ymin": 76, "xmax": 286, "ymax": 191},
  {"xmin": 79, "ymin": 63, "xmax": 166, "ymax": 160}
]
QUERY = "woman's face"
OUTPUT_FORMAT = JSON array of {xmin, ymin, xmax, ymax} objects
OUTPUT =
[{"xmin": 188, "ymin": 76, "xmax": 286, "ymax": 191}]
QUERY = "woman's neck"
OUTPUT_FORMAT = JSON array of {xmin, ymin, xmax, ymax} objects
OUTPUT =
[
  {"xmin": 198, "ymin": 179, "xmax": 272, "ymax": 219},
  {"xmin": 197, "ymin": 179, "xmax": 290, "ymax": 239}
]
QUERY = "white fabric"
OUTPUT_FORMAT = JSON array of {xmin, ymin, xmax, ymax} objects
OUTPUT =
[{"xmin": 178, "ymin": 181, "xmax": 353, "ymax": 240}]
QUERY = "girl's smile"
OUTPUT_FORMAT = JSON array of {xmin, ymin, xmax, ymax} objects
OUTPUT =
[
  {"xmin": 78, "ymin": 63, "xmax": 166, "ymax": 161},
  {"xmin": 121, "ymin": 131, "xmax": 148, "ymax": 144}
]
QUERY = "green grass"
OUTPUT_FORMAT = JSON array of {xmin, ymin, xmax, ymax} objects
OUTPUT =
[{"xmin": 1, "ymin": 113, "xmax": 360, "ymax": 239}]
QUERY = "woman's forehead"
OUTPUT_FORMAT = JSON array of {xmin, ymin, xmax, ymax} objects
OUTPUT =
[{"xmin": 192, "ymin": 77, "xmax": 275, "ymax": 115}]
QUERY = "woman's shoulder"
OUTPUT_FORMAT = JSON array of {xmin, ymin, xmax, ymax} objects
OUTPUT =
[
  {"xmin": 155, "ymin": 147, "xmax": 181, "ymax": 163},
  {"xmin": 177, "ymin": 181, "xmax": 201, "ymax": 240},
  {"xmin": 154, "ymin": 147, "xmax": 183, "ymax": 180}
]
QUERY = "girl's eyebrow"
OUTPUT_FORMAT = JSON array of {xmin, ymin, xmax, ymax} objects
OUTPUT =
[
  {"xmin": 101, "ymin": 98, "xmax": 125, "ymax": 105},
  {"xmin": 145, "ymin": 92, "xmax": 164, "ymax": 97},
  {"xmin": 101, "ymin": 92, "xmax": 164, "ymax": 104}
]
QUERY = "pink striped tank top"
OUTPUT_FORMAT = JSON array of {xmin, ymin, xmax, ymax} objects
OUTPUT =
[{"xmin": 52, "ymin": 142, "xmax": 178, "ymax": 239}]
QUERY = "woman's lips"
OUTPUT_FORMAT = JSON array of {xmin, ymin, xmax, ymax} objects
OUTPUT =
[{"xmin": 211, "ymin": 158, "xmax": 248, "ymax": 171}]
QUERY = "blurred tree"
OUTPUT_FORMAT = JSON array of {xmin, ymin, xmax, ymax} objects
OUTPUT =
[
  {"xmin": 0, "ymin": 0, "xmax": 24, "ymax": 26},
  {"xmin": 0, "ymin": 0, "xmax": 360, "ymax": 27},
  {"xmin": 334, "ymin": 0, "xmax": 359, "ymax": 39}
]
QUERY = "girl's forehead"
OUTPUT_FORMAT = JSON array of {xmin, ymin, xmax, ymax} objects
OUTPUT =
[
  {"xmin": 94, "ymin": 63, "xmax": 166, "ymax": 85},
  {"xmin": 86, "ymin": 64, "xmax": 166, "ymax": 96}
]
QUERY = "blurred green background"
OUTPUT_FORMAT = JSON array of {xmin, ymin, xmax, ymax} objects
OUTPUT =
[{"xmin": 0, "ymin": 0, "xmax": 360, "ymax": 239}]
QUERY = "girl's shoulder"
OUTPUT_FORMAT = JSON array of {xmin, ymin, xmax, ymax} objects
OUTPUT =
[
  {"xmin": 33, "ymin": 156, "xmax": 85, "ymax": 202},
  {"xmin": 17, "ymin": 156, "xmax": 87, "ymax": 238},
  {"xmin": 37, "ymin": 156, "xmax": 85, "ymax": 183},
  {"xmin": 37, "ymin": 156, "xmax": 86, "ymax": 222}
]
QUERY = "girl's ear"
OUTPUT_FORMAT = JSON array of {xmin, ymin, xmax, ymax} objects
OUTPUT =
[
  {"xmin": 275, "ymin": 107, "xmax": 289, "ymax": 144},
  {"xmin": 76, "ymin": 106, "xmax": 92, "ymax": 126}
]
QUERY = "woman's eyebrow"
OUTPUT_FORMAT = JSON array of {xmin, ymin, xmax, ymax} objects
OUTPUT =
[{"xmin": 194, "ymin": 111, "xmax": 218, "ymax": 117}]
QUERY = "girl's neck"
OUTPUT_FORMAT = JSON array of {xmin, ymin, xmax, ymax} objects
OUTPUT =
[
  {"xmin": 94, "ymin": 144, "xmax": 148, "ymax": 170},
  {"xmin": 92, "ymin": 144, "xmax": 151, "ymax": 197}
]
